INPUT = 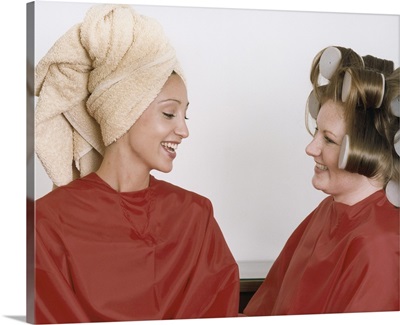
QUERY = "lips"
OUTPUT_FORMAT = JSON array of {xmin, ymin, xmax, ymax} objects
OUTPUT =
[
  {"xmin": 161, "ymin": 141, "xmax": 178, "ymax": 153},
  {"xmin": 315, "ymin": 162, "xmax": 328, "ymax": 171}
]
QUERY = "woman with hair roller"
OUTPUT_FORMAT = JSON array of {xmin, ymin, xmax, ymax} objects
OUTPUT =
[{"xmin": 244, "ymin": 46, "xmax": 400, "ymax": 315}]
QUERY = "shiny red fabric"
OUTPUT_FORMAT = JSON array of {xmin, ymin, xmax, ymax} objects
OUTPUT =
[
  {"xmin": 34, "ymin": 173, "xmax": 239, "ymax": 323},
  {"xmin": 244, "ymin": 190, "xmax": 400, "ymax": 315}
]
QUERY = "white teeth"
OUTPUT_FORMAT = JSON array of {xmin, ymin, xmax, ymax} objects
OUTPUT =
[
  {"xmin": 161, "ymin": 142, "xmax": 178, "ymax": 152},
  {"xmin": 316, "ymin": 163, "xmax": 328, "ymax": 171}
]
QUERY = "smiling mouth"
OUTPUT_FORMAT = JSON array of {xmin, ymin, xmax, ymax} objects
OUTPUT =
[
  {"xmin": 316, "ymin": 163, "xmax": 328, "ymax": 171},
  {"xmin": 161, "ymin": 142, "xmax": 178, "ymax": 153}
]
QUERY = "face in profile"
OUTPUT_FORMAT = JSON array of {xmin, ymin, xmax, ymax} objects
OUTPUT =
[
  {"xmin": 305, "ymin": 100, "xmax": 369, "ymax": 201},
  {"xmin": 122, "ymin": 73, "xmax": 189, "ymax": 174}
]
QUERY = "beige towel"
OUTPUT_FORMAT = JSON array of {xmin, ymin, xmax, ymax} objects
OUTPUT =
[{"xmin": 35, "ymin": 4, "xmax": 184, "ymax": 187}]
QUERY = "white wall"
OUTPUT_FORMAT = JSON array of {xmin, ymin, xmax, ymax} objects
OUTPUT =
[{"xmin": 33, "ymin": 1, "xmax": 400, "ymax": 263}]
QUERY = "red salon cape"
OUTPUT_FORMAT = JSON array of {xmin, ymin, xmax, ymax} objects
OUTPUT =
[
  {"xmin": 244, "ymin": 190, "xmax": 400, "ymax": 315},
  {"xmin": 34, "ymin": 173, "xmax": 239, "ymax": 323}
]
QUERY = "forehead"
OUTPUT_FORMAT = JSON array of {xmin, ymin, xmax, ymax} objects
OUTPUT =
[
  {"xmin": 157, "ymin": 74, "xmax": 187, "ymax": 99},
  {"xmin": 317, "ymin": 100, "xmax": 346, "ymax": 134}
]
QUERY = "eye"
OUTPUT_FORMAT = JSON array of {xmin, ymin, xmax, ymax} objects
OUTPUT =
[
  {"xmin": 163, "ymin": 112, "xmax": 175, "ymax": 119},
  {"xmin": 184, "ymin": 116, "xmax": 189, "ymax": 120},
  {"xmin": 324, "ymin": 136, "xmax": 337, "ymax": 145}
]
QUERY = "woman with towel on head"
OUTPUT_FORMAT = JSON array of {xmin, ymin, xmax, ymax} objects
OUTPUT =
[
  {"xmin": 244, "ymin": 46, "xmax": 400, "ymax": 316},
  {"xmin": 33, "ymin": 4, "xmax": 239, "ymax": 323}
]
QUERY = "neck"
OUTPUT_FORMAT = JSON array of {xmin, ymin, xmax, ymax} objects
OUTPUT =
[
  {"xmin": 96, "ymin": 143, "xmax": 150, "ymax": 192},
  {"xmin": 333, "ymin": 177, "xmax": 383, "ymax": 206}
]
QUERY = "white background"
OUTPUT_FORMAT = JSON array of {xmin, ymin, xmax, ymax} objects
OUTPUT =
[
  {"xmin": 33, "ymin": 1, "xmax": 399, "ymax": 264},
  {"xmin": 2, "ymin": 0, "xmax": 400, "ymax": 325}
]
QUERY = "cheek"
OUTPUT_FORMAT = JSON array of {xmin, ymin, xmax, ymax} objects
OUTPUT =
[
  {"xmin": 144, "ymin": 117, "xmax": 169, "ymax": 135},
  {"xmin": 327, "ymin": 168, "xmax": 358, "ymax": 192},
  {"xmin": 324, "ymin": 147, "xmax": 340, "ymax": 169},
  {"xmin": 127, "ymin": 125, "xmax": 150, "ymax": 151}
]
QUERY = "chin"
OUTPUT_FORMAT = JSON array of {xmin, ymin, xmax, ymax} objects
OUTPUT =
[
  {"xmin": 156, "ymin": 164, "xmax": 173, "ymax": 174},
  {"xmin": 311, "ymin": 179, "xmax": 325, "ymax": 193}
]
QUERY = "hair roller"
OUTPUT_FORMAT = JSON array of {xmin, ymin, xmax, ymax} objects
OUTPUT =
[
  {"xmin": 386, "ymin": 180, "xmax": 400, "ymax": 207},
  {"xmin": 390, "ymin": 96, "xmax": 400, "ymax": 157},
  {"xmin": 310, "ymin": 46, "xmax": 364, "ymax": 88},
  {"xmin": 341, "ymin": 68, "xmax": 385, "ymax": 109},
  {"xmin": 319, "ymin": 47, "xmax": 342, "ymax": 80},
  {"xmin": 394, "ymin": 130, "xmax": 400, "ymax": 156},
  {"xmin": 390, "ymin": 96, "xmax": 400, "ymax": 117},
  {"xmin": 306, "ymin": 90, "xmax": 320, "ymax": 120}
]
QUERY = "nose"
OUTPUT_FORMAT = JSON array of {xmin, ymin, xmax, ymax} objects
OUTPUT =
[
  {"xmin": 305, "ymin": 137, "xmax": 321, "ymax": 157},
  {"xmin": 175, "ymin": 118, "xmax": 189, "ymax": 139}
]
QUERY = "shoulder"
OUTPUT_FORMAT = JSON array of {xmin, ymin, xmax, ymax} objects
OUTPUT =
[
  {"xmin": 36, "ymin": 173, "xmax": 102, "ymax": 209},
  {"xmin": 151, "ymin": 176, "xmax": 212, "ymax": 207},
  {"xmin": 347, "ymin": 195, "xmax": 399, "ymax": 262},
  {"xmin": 361, "ymin": 191, "xmax": 399, "ymax": 233},
  {"xmin": 150, "ymin": 177, "xmax": 216, "ymax": 229},
  {"xmin": 314, "ymin": 195, "xmax": 334, "ymax": 212},
  {"xmin": 297, "ymin": 196, "xmax": 333, "ymax": 228}
]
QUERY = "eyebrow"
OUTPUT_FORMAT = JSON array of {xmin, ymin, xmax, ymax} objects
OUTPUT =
[
  {"xmin": 324, "ymin": 130, "xmax": 339, "ymax": 139},
  {"xmin": 159, "ymin": 99, "xmax": 190, "ymax": 108},
  {"xmin": 316, "ymin": 123, "xmax": 338, "ymax": 139}
]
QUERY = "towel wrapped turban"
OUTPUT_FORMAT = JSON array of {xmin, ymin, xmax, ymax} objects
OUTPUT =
[{"xmin": 35, "ymin": 4, "xmax": 184, "ymax": 187}]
